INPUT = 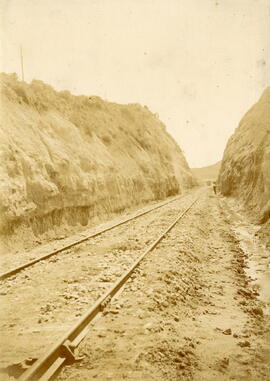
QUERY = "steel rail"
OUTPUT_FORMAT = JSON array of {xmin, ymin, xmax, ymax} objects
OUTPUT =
[
  {"xmin": 0, "ymin": 193, "xmax": 189, "ymax": 281},
  {"xmin": 18, "ymin": 195, "xmax": 199, "ymax": 381}
]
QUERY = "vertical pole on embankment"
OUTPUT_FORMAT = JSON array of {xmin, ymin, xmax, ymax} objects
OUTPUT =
[{"xmin": 20, "ymin": 45, "xmax": 24, "ymax": 81}]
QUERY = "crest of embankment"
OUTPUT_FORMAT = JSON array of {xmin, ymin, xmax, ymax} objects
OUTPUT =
[
  {"xmin": 0, "ymin": 73, "xmax": 195, "ymax": 250},
  {"xmin": 218, "ymin": 87, "xmax": 270, "ymax": 245}
]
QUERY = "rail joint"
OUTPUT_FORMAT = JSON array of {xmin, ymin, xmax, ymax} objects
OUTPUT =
[{"xmin": 60, "ymin": 340, "xmax": 84, "ymax": 363}]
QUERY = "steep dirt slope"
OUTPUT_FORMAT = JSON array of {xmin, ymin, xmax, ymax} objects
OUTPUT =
[
  {"xmin": 218, "ymin": 88, "xmax": 270, "ymax": 247},
  {"xmin": 0, "ymin": 73, "xmax": 195, "ymax": 253},
  {"xmin": 191, "ymin": 161, "xmax": 221, "ymax": 182}
]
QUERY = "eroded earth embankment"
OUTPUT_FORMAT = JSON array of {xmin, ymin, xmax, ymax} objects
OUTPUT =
[
  {"xmin": 218, "ymin": 87, "xmax": 270, "ymax": 248},
  {"xmin": 0, "ymin": 73, "xmax": 195, "ymax": 254}
]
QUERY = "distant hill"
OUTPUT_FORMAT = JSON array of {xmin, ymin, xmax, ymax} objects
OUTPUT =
[{"xmin": 191, "ymin": 161, "xmax": 221, "ymax": 181}]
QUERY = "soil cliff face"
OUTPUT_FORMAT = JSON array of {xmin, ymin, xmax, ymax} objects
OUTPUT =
[
  {"xmin": 0, "ymin": 73, "xmax": 195, "ymax": 251},
  {"xmin": 218, "ymin": 88, "xmax": 270, "ymax": 245}
]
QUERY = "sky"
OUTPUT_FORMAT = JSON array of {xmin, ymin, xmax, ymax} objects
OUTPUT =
[{"xmin": 1, "ymin": 0, "xmax": 270, "ymax": 167}]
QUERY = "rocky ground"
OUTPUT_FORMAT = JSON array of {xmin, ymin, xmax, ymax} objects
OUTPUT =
[
  {"xmin": 0, "ymin": 187, "xmax": 269, "ymax": 380},
  {"xmin": 0, "ymin": 191, "xmax": 197, "ymax": 374},
  {"xmin": 0, "ymin": 192, "xmax": 191, "ymax": 273}
]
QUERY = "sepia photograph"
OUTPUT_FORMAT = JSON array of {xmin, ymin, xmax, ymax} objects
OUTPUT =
[{"xmin": 0, "ymin": 0, "xmax": 269, "ymax": 380}]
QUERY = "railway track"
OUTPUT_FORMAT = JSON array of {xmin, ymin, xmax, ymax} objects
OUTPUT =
[
  {"xmin": 0, "ymin": 193, "xmax": 189, "ymax": 281},
  {"xmin": 11, "ymin": 193, "xmax": 200, "ymax": 381}
]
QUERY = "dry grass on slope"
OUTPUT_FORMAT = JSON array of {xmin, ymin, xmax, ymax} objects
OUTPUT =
[{"xmin": 0, "ymin": 73, "xmax": 195, "ymax": 253}]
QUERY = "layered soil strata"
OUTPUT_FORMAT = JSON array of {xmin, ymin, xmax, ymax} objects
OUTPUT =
[
  {"xmin": 0, "ymin": 73, "xmax": 195, "ymax": 254},
  {"xmin": 218, "ymin": 88, "xmax": 270, "ymax": 247}
]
